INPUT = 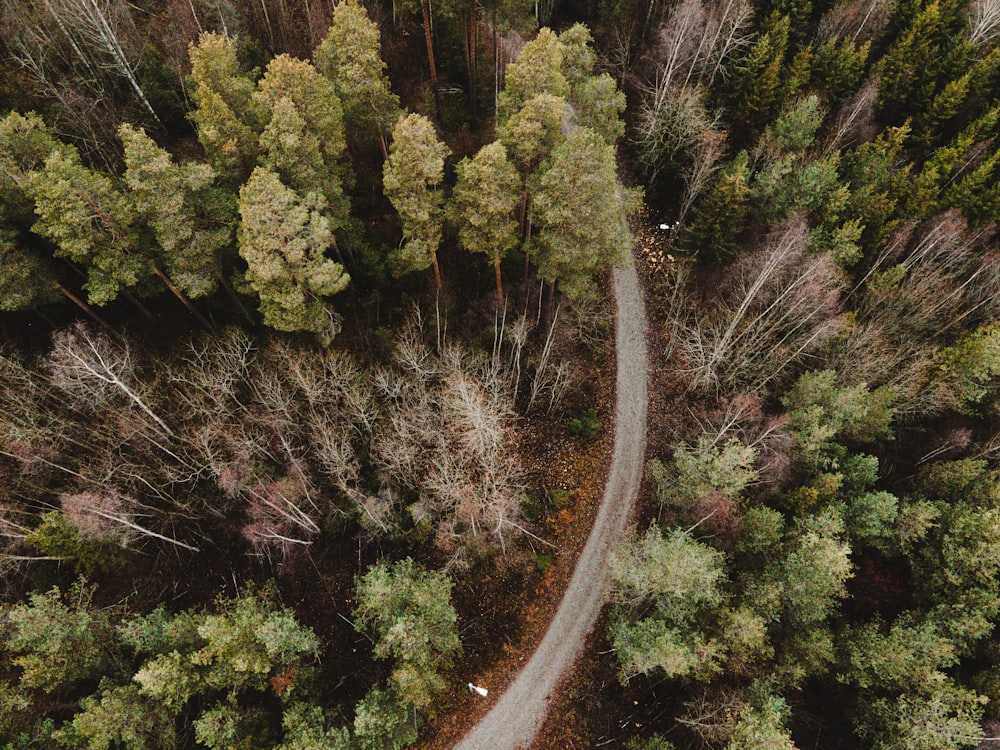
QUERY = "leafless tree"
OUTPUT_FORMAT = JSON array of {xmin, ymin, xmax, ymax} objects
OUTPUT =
[
  {"xmin": 674, "ymin": 216, "xmax": 846, "ymax": 394},
  {"xmin": 824, "ymin": 79, "xmax": 880, "ymax": 154},
  {"xmin": 816, "ymin": 0, "xmax": 894, "ymax": 44},
  {"xmin": 828, "ymin": 210, "xmax": 1000, "ymax": 418},
  {"xmin": 634, "ymin": 0, "xmax": 751, "ymax": 179},
  {"xmin": 968, "ymin": 0, "xmax": 1000, "ymax": 45},
  {"xmin": 48, "ymin": 322, "xmax": 173, "ymax": 436}
]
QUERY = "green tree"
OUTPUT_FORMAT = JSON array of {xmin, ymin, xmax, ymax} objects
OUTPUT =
[
  {"xmin": 530, "ymin": 127, "xmax": 639, "ymax": 300},
  {"xmin": 674, "ymin": 151, "xmax": 750, "ymax": 263},
  {"xmin": 855, "ymin": 680, "xmax": 986, "ymax": 750},
  {"xmin": 61, "ymin": 684, "xmax": 174, "ymax": 750},
  {"xmin": 610, "ymin": 525, "xmax": 729, "ymax": 681},
  {"xmin": 934, "ymin": 322, "xmax": 1000, "ymax": 410},
  {"xmin": 726, "ymin": 693, "xmax": 798, "ymax": 750},
  {"xmin": 119, "ymin": 124, "xmax": 229, "ymax": 301},
  {"xmin": 571, "ymin": 73, "xmax": 627, "ymax": 145},
  {"xmin": 0, "ymin": 111, "xmax": 60, "ymax": 225},
  {"xmin": 727, "ymin": 14, "xmax": 794, "ymax": 134},
  {"xmin": 354, "ymin": 557, "xmax": 461, "ymax": 711},
  {"xmin": 187, "ymin": 33, "xmax": 259, "ymax": 183},
  {"xmin": 254, "ymin": 54, "xmax": 350, "ymax": 227},
  {"xmin": 26, "ymin": 147, "xmax": 148, "ymax": 306},
  {"xmin": 382, "ymin": 113, "xmax": 450, "ymax": 289},
  {"xmin": 497, "ymin": 28, "xmax": 569, "ymax": 122},
  {"xmin": 449, "ymin": 142, "xmax": 521, "ymax": 305},
  {"xmin": 3, "ymin": 580, "xmax": 115, "ymax": 694},
  {"xmin": 313, "ymin": 0, "xmax": 401, "ymax": 159},
  {"xmin": 237, "ymin": 167, "xmax": 349, "ymax": 343}
]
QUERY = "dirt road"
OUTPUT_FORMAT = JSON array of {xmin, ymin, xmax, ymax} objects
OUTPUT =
[{"xmin": 453, "ymin": 263, "xmax": 648, "ymax": 750}]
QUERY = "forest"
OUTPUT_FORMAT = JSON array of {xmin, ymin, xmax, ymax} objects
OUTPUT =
[{"xmin": 0, "ymin": 0, "xmax": 999, "ymax": 748}]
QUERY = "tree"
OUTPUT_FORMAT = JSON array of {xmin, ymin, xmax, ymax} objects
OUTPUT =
[
  {"xmin": 187, "ymin": 32, "xmax": 259, "ymax": 183},
  {"xmin": 450, "ymin": 142, "xmax": 521, "ymax": 305},
  {"xmin": 2, "ymin": 580, "xmax": 115, "ymax": 693},
  {"xmin": 48, "ymin": 321, "xmax": 173, "ymax": 435},
  {"xmin": 313, "ymin": 0, "xmax": 401, "ymax": 159},
  {"xmin": 571, "ymin": 73, "xmax": 627, "ymax": 145},
  {"xmin": 0, "ymin": 110, "xmax": 60, "ymax": 225},
  {"xmin": 237, "ymin": 167, "xmax": 349, "ymax": 343},
  {"xmin": 530, "ymin": 127, "xmax": 639, "ymax": 301},
  {"xmin": 119, "ymin": 124, "xmax": 229, "ymax": 302},
  {"xmin": 382, "ymin": 113, "xmax": 450, "ymax": 289},
  {"xmin": 726, "ymin": 14, "xmax": 794, "ymax": 134},
  {"xmin": 726, "ymin": 693, "xmax": 798, "ymax": 750},
  {"xmin": 253, "ymin": 53, "xmax": 350, "ymax": 227},
  {"xmin": 26, "ymin": 146, "xmax": 147, "ymax": 306},
  {"xmin": 354, "ymin": 557, "xmax": 461, "ymax": 711},
  {"xmin": 609, "ymin": 524, "xmax": 729, "ymax": 681},
  {"xmin": 62, "ymin": 684, "xmax": 174, "ymax": 750},
  {"xmin": 497, "ymin": 28, "xmax": 569, "ymax": 122},
  {"xmin": 674, "ymin": 151, "xmax": 750, "ymax": 263},
  {"xmin": 855, "ymin": 680, "xmax": 987, "ymax": 750}
]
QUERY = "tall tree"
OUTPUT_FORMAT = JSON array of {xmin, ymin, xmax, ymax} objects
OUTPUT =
[
  {"xmin": 496, "ymin": 28, "xmax": 569, "ymax": 123},
  {"xmin": 25, "ymin": 146, "xmax": 148, "ymax": 306},
  {"xmin": 382, "ymin": 113, "xmax": 450, "ymax": 289},
  {"xmin": 187, "ymin": 32, "xmax": 260, "ymax": 183},
  {"xmin": 119, "ymin": 124, "xmax": 230, "ymax": 302},
  {"xmin": 237, "ymin": 167, "xmax": 349, "ymax": 343},
  {"xmin": 450, "ymin": 142, "xmax": 521, "ymax": 305},
  {"xmin": 313, "ymin": 0, "xmax": 401, "ymax": 160},
  {"xmin": 253, "ymin": 53, "xmax": 351, "ymax": 227},
  {"xmin": 530, "ymin": 127, "xmax": 640, "ymax": 300}
]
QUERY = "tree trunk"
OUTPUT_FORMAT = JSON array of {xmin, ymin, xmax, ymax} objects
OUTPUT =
[
  {"xmin": 431, "ymin": 253, "xmax": 443, "ymax": 290},
  {"xmin": 217, "ymin": 273, "xmax": 256, "ymax": 326},
  {"xmin": 55, "ymin": 282, "xmax": 119, "ymax": 338},
  {"xmin": 494, "ymin": 253, "xmax": 504, "ymax": 308},
  {"xmin": 422, "ymin": 0, "xmax": 443, "ymax": 121},
  {"xmin": 151, "ymin": 265, "xmax": 217, "ymax": 332}
]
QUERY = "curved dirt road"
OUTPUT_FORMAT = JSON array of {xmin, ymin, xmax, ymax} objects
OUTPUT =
[{"xmin": 454, "ymin": 264, "xmax": 648, "ymax": 750}]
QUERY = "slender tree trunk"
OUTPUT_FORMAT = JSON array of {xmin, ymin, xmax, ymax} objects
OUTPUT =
[
  {"xmin": 494, "ymin": 253, "xmax": 504, "ymax": 307},
  {"xmin": 55, "ymin": 282, "xmax": 118, "ymax": 337},
  {"xmin": 378, "ymin": 132, "xmax": 390, "ymax": 162},
  {"xmin": 519, "ymin": 187, "xmax": 529, "ymax": 237},
  {"xmin": 471, "ymin": 0, "xmax": 478, "ymax": 120},
  {"xmin": 151, "ymin": 266, "xmax": 217, "ymax": 332},
  {"xmin": 431, "ymin": 253, "xmax": 443, "ymax": 290},
  {"xmin": 217, "ymin": 273, "xmax": 256, "ymax": 326},
  {"xmin": 422, "ymin": 0, "xmax": 443, "ymax": 121}
]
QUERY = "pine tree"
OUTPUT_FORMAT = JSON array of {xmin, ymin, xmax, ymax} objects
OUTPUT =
[
  {"xmin": 450, "ymin": 142, "xmax": 521, "ymax": 305},
  {"xmin": 675, "ymin": 152, "xmax": 750, "ymax": 263},
  {"xmin": 530, "ymin": 127, "xmax": 640, "ymax": 300},
  {"xmin": 382, "ymin": 113, "xmax": 450, "ymax": 288},
  {"xmin": 237, "ymin": 167, "xmax": 349, "ymax": 343},
  {"xmin": 119, "ymin": 124, "xmax": 229, "ymax": 301},
  {"xmin": 313, "ymin": 0, "xmax": 401, "ymax": 159},
  {"xmin": 187, "ymin": 33, "xmax": 259, "ymax": 183},
  {"xmin": 26, "ymin": 147, "xmax": 148, "ymax": 306},
  {"xmin": 254, "ymin": 54, "xmax": 350, "ymax": 228},
  {"xmin": 497, "ymin": 28, "xmax": 570, "ymax": 123}
]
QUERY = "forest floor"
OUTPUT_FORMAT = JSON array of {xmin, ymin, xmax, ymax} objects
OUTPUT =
[{"xmin": 437, "ymin": 255, "xmax": 650, "ymax": 749}]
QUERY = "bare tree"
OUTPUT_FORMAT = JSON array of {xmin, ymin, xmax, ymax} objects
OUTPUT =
[
  {"xmin": 674, "ymin": 216, "xmax": 846, "ymax": 394},
  {"xmin": 816, "ymin": 0, "xmax": 894, "ymax": 44},
  {"xmin": 824, "ymin": 79, "xmax": 880, "ymax": 154},
  {"xmin": 968, "ymin": 0, "xmax": 1000, "ymax": 45},
  {"xmin": 48, "ymin": 322, "xmax": 172, "ymax": 436},
  {"xmin": 827, "ymin": 210, "xmax": 1000, "ymax": 418}
]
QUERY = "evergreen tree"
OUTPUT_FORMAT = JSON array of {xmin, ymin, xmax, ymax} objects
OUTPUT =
[
  {"xmin": 450, "ymin": 142, "xmax": 521, "ymax": 305},
  {"xmin": 119, "ymin": 124, "xmax": 229, "ymax": 301},
  {"xmin": 530, "ymin": 127, "xmax": 639, "ymax": 300},
  {"xmin": 497, "ymin": 28, "xmax": 570, "ymax": 122},
  {"xmin": 313, "ymin": 0, "xmax": 401, "ymax": 159},
  {"xmin": 254, "ymin": 54, "xmax": 351, "ymax": 228},
  {"xmin": 382, "ymin": 113, "xmax": 450, "ymax": 288},
  {"xmin": 674, "ymin": 152, "xmax": 750, "ymax": 263},
  {"xmin": 187, "ymin": 33, "xmax": 259, "ymax": 183},
  {"xmin": 237, "ymin": 167, "xmax": 349, "ymax": 343},
  {"xmin": 26, "ymin": 147, "xmax": 148, "ymax": 306}
]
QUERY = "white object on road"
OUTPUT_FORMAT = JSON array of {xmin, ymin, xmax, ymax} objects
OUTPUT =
[{"xmin": 468, "ymin": 683, "xmax": 489, "ymax": 697}]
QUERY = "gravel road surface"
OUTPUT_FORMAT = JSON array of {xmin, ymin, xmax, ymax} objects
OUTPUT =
[{"xmin": 453, "ymin": 263, "xmax": 649, "ymax": 750}]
